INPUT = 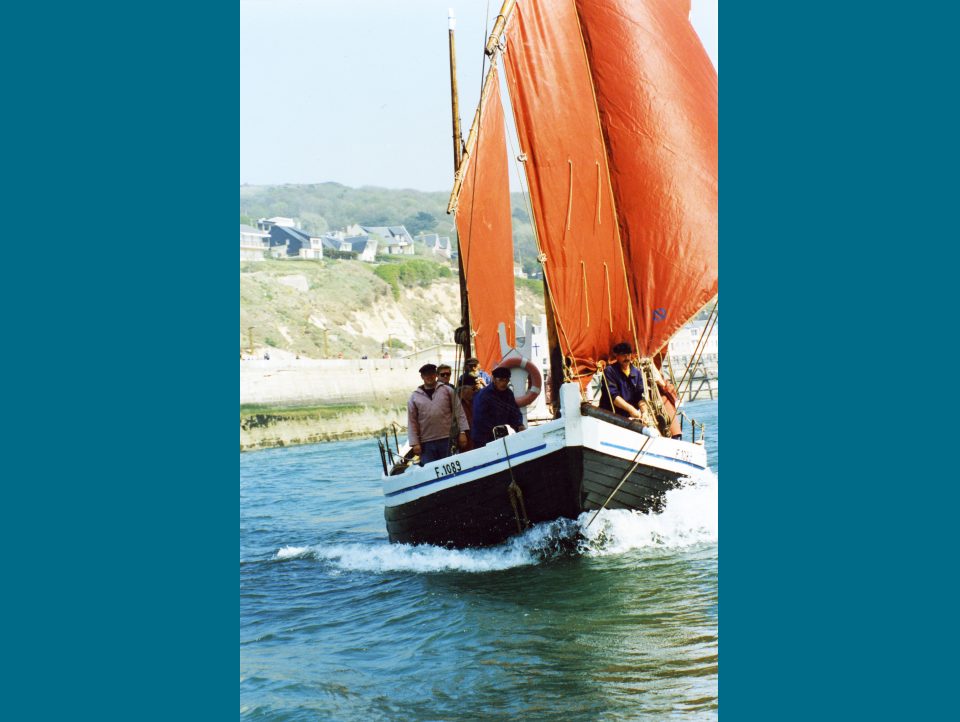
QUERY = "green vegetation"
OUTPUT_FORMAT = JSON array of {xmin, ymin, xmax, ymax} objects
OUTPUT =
[
  {"xmin": 516, "ymin": 277, "xmax": 544, "ymax": 295},
  {"xmin": 374, "ymin": 258, "xmax": 453, "ymax": 300},
  {"xmin": 241, "ymin": 402, "xmax": 365, "ymax": 421},
  {"xmin": 240, "ymin": 256, "xmax": 546, "ymax": 359}
]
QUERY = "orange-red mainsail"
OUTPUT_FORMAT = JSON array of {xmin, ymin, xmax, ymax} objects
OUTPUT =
[
  {"xmin": 575, "ymin": 0, "xmax": 718, "ymax": 355},
  {"xmin": 450, "ymin": 0, "xmax": 717, "ymax": 374},
  {"xmin": 501, "ymin": 0, "xmax": 635, "ymax": 380}
]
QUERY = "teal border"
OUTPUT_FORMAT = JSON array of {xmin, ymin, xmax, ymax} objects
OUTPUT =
[{"xmin": 5, "ymin": 5, "xmax": 236, "ymax": 718}]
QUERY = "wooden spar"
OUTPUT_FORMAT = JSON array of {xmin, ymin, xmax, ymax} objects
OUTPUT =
[
  {"xmin": 484, "ymin": 0, "xmax": 517, "ymax": 57},
  {"xmin": 447, "ymin": 0, "xmax": 518, "ymax": 214},
  {"xmin": 448, "ymin": 9, "xmax": 471, "ymax": 359},
  {"xmin": 448, "ymin": 9, "xmax": 463, "ymax": 170},
  {"xmin": 447, "ymin": 62, "xmax": 501, "ymax": 215}
]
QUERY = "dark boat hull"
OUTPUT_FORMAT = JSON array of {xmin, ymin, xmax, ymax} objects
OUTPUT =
[
  {"xmin": 382, "ymin": 383, "xmax": 707, "ymax": 548},
  {"xmin": 384, "ymin": 447, "xmax": 580, "ymax": 547},
  {"xmin": 384, "ymin": 445, "xmax": 687, "ymax": 548}
]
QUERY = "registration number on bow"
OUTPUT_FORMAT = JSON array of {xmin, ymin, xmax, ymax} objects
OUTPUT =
[{"xmin": 435, "ymin": 460, "xmax": 462, "ymax": 478}]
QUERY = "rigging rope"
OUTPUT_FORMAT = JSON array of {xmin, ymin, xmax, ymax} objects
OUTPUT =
[
  {"xmin": 675, "ymin": 300, "xmax": 718, "ymax": 397},
  {"xmin": 500, "ymin": 434, "xmax": 530, "ymax": 533},
  {"xmin": 604, "ymin": 262, "xmax": 613, "ymax": 332},
  {"xmin": 581, "ymin": 261, "xmax": 590, "ymax": 328}
]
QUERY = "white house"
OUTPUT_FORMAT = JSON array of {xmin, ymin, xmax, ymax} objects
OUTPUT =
[
  {"xmin": 419, "ymin": 232, "xmax": 452, "ymax": 259},
  {"xmin": 350, "ymin": 236, "xmax": 378, "ymax": 262},
  {"xmin": 240, "ymin": 224, "xmax": 270, "ymax": 261},
  {"xmin": 361, "ymin": 225, "xmax": 415, "ymax": 255},
  {"xmin": 298, "ymin": 237, "xmax": 325, "ymax": 260}
]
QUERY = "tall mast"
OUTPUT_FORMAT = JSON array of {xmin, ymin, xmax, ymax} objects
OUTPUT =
[
  {"xmin": 448, "ymin": 8, "xmax": 471, "ymax": 360},
  {"xmin": 449, "ymin": 9, "xmax": 463, "ymax": 170}
]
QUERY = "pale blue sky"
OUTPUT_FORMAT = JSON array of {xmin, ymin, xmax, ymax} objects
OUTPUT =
[{"xmin": 240, "ymin": 0, "xmax": 718, "ymax": 191}]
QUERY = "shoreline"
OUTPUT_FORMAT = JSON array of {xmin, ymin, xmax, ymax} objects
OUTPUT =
[
  {"xmin": 241, "ymin": 403, "xmax": 406, "ymax": 452},
  {"xmin": 240, "ymin": 361, "xmax": 717, "ymax": 452}
]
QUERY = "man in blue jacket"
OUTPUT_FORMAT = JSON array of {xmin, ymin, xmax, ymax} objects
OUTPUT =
[
  {"xmin": 597, "ymin": 341, "xmax": 647, "ymax": 420},
  {"xmin": 470, "ymin": 366, "xmax": 526, "ymax": 448}
]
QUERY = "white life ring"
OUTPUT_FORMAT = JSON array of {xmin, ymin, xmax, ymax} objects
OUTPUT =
[{"xmin": 499, "ymin": 355, "xmax": 543, "ymax": 407}]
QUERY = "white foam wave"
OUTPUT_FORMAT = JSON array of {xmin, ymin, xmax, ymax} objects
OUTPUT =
[
  {"xmin": 275, "ymin": 545, "xmax": 312, "ymax": 560},
  {"xmin": 578, "ymin": 470, "xmax": 718, "ymax": 554},
  {"xmin": 273, "ymin": 470, "xmax": 716, "ymax": 571},
  {"xmin": 274, "ymin": 540, "xmax": 532, "ymax": 572}
]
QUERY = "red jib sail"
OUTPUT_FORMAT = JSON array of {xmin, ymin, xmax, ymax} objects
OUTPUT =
[{"xmin": 453, "ymin": 68, "xmax": 516, "ymax": 372}]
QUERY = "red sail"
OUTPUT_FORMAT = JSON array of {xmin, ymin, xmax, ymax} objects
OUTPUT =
[
  {"xmin": 502, "ymin": 0, "xmax": 636, "ymax": 380},
  {"xmin": 575, "ymin": 0, "xmax": 718, "ymax": 355},
  {"xmin": 453, "ymin": 69, "xmax": 516, "ymax": 372}
]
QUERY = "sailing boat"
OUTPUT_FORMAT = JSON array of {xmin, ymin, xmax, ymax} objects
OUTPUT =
[{"xmin": 377, "ymin": 0, "xmax": 717, "ymax": 548}]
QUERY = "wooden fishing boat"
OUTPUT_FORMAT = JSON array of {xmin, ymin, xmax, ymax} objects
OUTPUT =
[{"xmin": 378, "ymin": 0, "xmax": 717, "ymax": 548}]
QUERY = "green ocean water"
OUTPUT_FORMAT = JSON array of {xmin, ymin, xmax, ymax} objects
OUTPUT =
[{"xmin": 241, "ymin": 399, "xmax": 718, "ymax": 721}]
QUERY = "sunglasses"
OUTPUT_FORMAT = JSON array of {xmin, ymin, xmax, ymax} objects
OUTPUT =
[{"xmin": 439, "ymin": 371, "xmax": 451, "ymax": 377}]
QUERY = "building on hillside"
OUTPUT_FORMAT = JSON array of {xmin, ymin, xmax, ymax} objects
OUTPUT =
[
  {"xmin": 320, "ymin": 233, "xmax": 354, "ymax": 254},
  {"xmin": 264, "ymin": 225, "xmax": 318, "ymax": 258},
  {"xmin": 299, "ymin": 238, "xmax": 324, "ymax": 260},
  {"xmin": 418, "ymin": 232, "xmax": 452, "ymax": 259},
  {"xmin": 257, "ymin": 216, "xmax": 296, "ymax": 231},
  {"xmin": 240, "ymin": 224, "xmax": 270, "ymax": 261},
  {"xmin": 513, "ymin": 262, "xmax": 527, "ymax": 279},
  {"xmin": 359, "ymin": 225, "xmax": 415, "ymax": 255},
  {"xmin": 348, "ymin": 236, "xmax": 378, "ymax": 262}
]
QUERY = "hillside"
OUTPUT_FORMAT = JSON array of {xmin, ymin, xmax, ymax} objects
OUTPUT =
[
  {"xmin": 240, "ymin": 182, "xmax": 543, "ymax": 276},
  {"xmin": 240, "ymin": 258, "xmax": 545, "ymax": 359}
]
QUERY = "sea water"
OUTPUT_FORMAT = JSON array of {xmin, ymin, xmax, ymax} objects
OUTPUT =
[{"xmin": 241, "ymin": 399, "xmax": 718, "ymax": 721}]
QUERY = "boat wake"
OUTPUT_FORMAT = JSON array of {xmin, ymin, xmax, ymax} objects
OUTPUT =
[
  {"xmin": 578, "ymin": 469, "xmax": 718, "ymax": 555},
  {"xmin": 275, "ymin": 470, "xmax": 716, "ymax": 573}
]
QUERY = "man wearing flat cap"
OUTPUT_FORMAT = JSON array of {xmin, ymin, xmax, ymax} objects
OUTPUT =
[
  {"xmin": 597, "ymin": 342, "xmax": 647, "ymax": 421},
  {"xmin": 470, "ymin": 366, "xmax": 526, "ymax": 448},
  {"xmin": 408, "ymin": 363, "xmax": 469, "ymax": 465}
]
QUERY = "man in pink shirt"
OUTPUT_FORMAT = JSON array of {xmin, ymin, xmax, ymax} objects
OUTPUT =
[{"xmin": 407, "ymin": 363, "xmax": 469, "ymax": 465}]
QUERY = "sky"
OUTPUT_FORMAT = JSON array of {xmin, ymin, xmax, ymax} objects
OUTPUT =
[{"xmin": 240, "ymin": 0, "xmax": 718, "ymax": 192}]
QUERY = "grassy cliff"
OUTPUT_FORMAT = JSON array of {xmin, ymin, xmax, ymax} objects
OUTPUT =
[{"xmin": 240, "ymin": 257, "xmax": 545, "ymax": 359}]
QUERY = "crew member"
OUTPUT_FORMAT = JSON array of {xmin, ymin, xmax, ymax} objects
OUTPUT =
[
  {"xmin": 471, "ymin": 366, "xmax": 525, "ymax": 448},
  {"xmin": 598, "ymin": 342, "xmax": 647, "ymax": 421},
  {"xmin": 407, "ymin": 363, "xmax": 469, "ymax": 464}
]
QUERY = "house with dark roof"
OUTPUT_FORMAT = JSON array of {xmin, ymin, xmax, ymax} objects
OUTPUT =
[
  {"xmin": 418, "ymin": 232, "xmax": 453, "ymax": 259},
  {"xmin": 319, "ymin": 233, "xmax": 353, "ymax": 253},
  {"xmin": 240, "ymin": 224, "xmax": 270, "ymax": 261},
  {"xmin": 299, "ymin": 235, "xmax": 325, "ymax": 260},
  {"xmin": 263, "ymin": 225, "xmax": 306, "ymax": 257},
  {"xmin": 346, "ymin": 235, "xmax": 378, "ymax": 262},
  {"xmin": 356, "ymin": 224, "xmax": 415, "ymax": 255}
]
